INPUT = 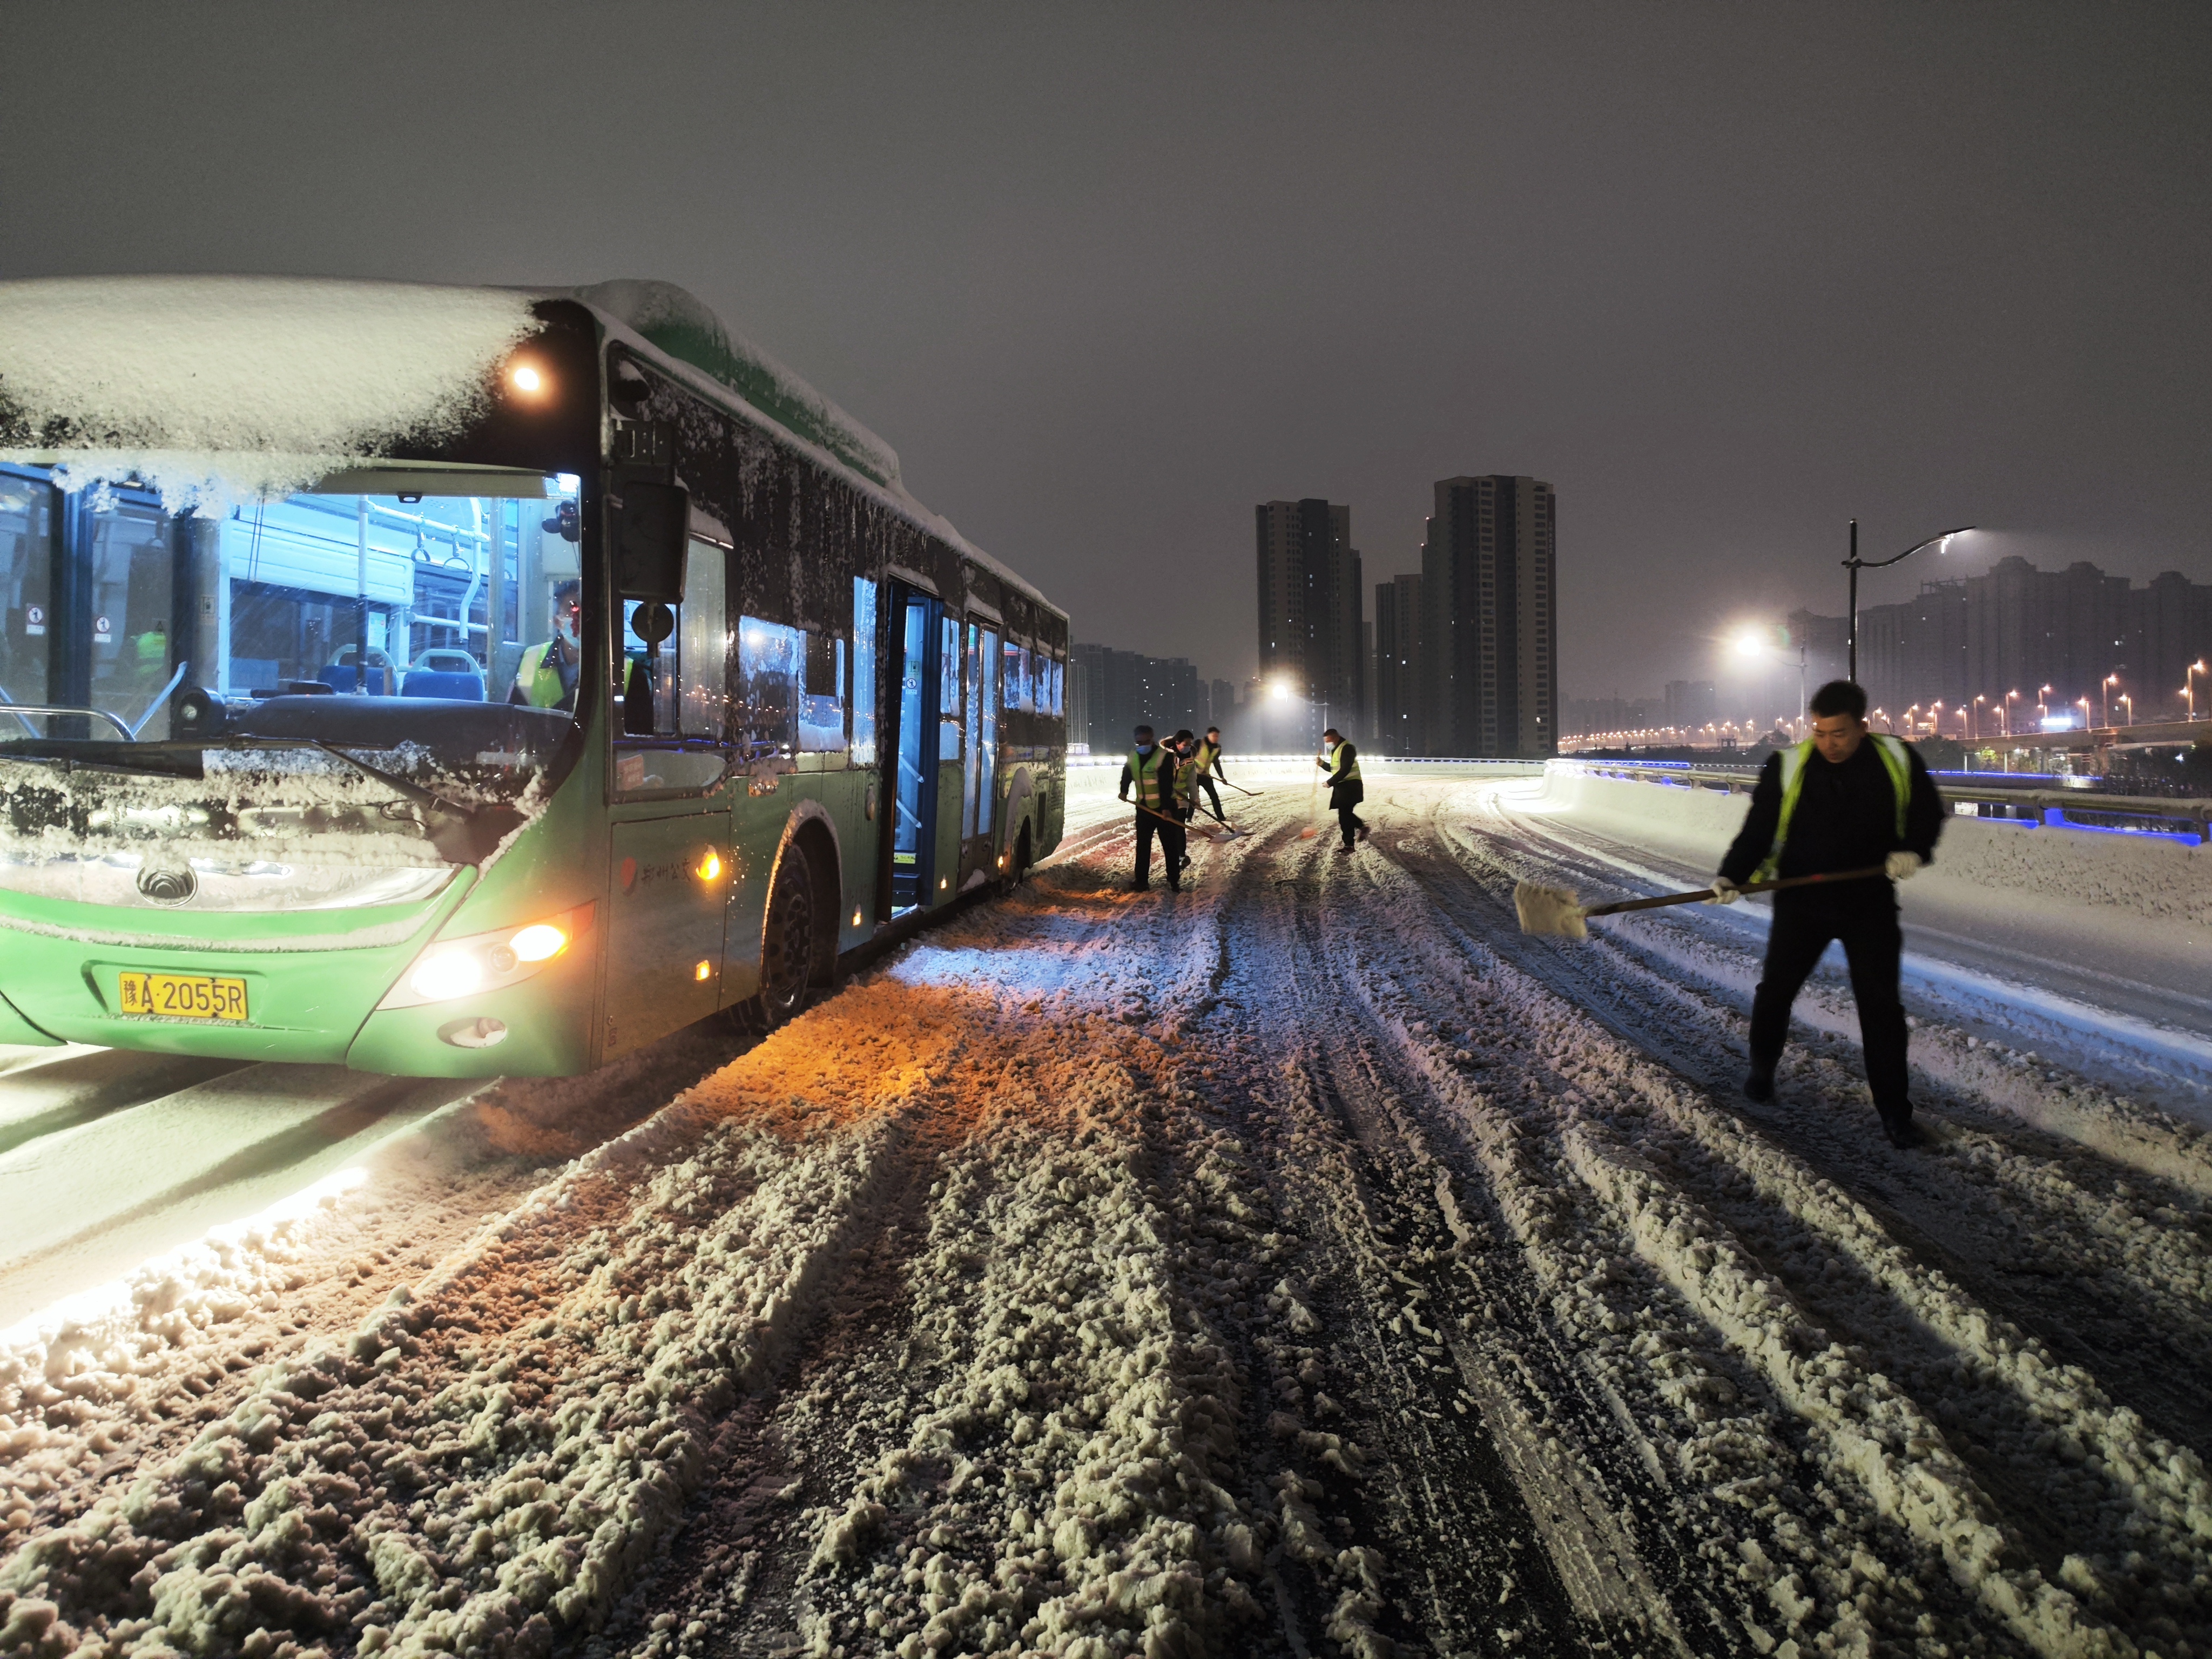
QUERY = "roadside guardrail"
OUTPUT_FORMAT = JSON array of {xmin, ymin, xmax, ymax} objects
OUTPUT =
[{"xmin": 1549, "ymin": 757, "xmax": 2211, "ymax": 846}]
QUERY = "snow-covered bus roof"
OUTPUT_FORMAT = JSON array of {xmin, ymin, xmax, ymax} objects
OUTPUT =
[{"xmin": 0, "ymin": 274, "xmax": 1061, "ymax": 622}]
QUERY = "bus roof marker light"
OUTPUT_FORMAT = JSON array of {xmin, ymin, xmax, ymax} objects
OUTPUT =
[
  {"xmin": 694, "ymin": 960, "xmax": 712, "ymax": 982},
  {"xmin": 696, "ymin": 851, "xmax": 723, "ymax": 882},
  {"xmin": 508, "ymin": 361, "xmax": 547, "ymax": 396}
]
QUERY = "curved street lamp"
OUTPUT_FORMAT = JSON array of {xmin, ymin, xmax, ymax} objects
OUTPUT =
[{"xmin": 1844, "ymin": 520, "xmax": 1976, "ymax": 682}]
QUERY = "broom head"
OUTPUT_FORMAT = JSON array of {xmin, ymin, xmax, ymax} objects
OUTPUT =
[{"xmin": 1514, "ymin": 880, "xmax": 1589, "ymax": 939}]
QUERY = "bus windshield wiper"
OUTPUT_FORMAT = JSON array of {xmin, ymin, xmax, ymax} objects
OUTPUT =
[
  {"xmin": 0, "ymin": 741, "xmax": 207, "ymax": 781},
  {"xmin": 166, "ymin": 734, "xmax": 522, "ymax": 864},
  {"xmin": 307, "ymin": 741, "xmax": 523, "ymax": 865}
]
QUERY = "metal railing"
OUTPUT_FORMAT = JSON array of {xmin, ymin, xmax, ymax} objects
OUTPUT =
[{"xmin": 1550, "ymin": 757, "xmax": 2211, "ymax": 844}]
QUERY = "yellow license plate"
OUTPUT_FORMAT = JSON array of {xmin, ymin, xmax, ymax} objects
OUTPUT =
[{"xmin": 117, "ymin": 972, "xmax": 249, "ymax": 1022}]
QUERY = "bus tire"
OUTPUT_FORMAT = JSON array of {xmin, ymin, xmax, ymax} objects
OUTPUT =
[
  {"xmin": 751, "ymin": 842, "xmax": 817, "ymax": 1031},
  {"xmin": 1008, "ymin": 821, "xmax": 1033, "ymax": 889}
]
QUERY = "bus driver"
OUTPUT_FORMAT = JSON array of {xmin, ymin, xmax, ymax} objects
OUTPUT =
[{"xmin": 509, "ymin": 578, "xmax": 583, "ymax": 711}]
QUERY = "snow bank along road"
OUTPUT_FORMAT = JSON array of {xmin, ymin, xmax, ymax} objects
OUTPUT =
[{"xmin": 3, "ymin": 767, "xmax": 2209, "ymax": 1659}]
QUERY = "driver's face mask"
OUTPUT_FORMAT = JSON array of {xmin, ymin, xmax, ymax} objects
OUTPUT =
[{"xmin": 556, "ymin": 606, "xmax": 582, "ymax": 647}]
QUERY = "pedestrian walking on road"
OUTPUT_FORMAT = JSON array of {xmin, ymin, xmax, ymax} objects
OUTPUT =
[
  {"xmin": 1711, "ymin": 679, "xmax": 1945, "ymax": 1148},
  {"xmin": 1316, "ymin": 727, "xmax": 1367, "ymax": 850},
  {"xmin": 1192, "ymin": 725, "xmax": 1228, "ymax": 822},
  {"xmin": 1119, "ymin": 725, "xmax": 1186, "ymax": 892}
]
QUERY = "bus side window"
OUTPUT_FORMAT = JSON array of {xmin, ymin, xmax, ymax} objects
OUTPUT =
[
  {"xmin": 612, "ymin": 536, "xmax": 727, "ymax": 794},
  {"xmin": 938, "ymin": 614, "xmax": 961, "ymax": 758},
  {"xmin": 850, "ymin": 576, "xmax": 878, "ymax": 767},
  {"xmin": 799, "ymin": 629, "xmax": 846, "ymax": 753},
  {"xmin": 736, "ymin": 616, "xmax": 802, "ymax": 762}
]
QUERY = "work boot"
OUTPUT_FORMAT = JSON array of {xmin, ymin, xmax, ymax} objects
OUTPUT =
[
  {"xmin": 1743, "ymin": 1065, "xmax": 1775, "ymax": 1104},
  {"xmin": 1128, "ymin": 880, "xmax": 1149, "ymax": 893},
  {"xmin": 1357, "ymin": 824, "xmax": 1371, "ymax": 842},
  {"xmin": 1881, "ymin": 1116, "xmax": 1925, "ymax": 1150}
]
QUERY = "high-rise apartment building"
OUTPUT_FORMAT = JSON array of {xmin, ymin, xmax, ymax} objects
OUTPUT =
[
  {"xmin": 1372, "ymin": 573, "xmax": 1423, "ymax": 754},
  {"xmin": 1418, "ymin": 476, "xmax": 1557, "ymax": 757},
  {"xmin": 1071, "ymin": 640, "xmax": 1204, "ymax": 750},
  {"xmin": 1256, "ymin": 498, "xmax": 1363, "ymax": 744}
]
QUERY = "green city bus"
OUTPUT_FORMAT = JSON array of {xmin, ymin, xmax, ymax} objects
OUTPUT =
[{"xmin": 0, "ymin": 276, "xmax": 1067, "ymax": 1074}]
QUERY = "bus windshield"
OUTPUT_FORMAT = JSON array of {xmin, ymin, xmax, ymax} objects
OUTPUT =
[{"xmin": 0, "ymin": 462, "xmax": 587, "ymax": 797}]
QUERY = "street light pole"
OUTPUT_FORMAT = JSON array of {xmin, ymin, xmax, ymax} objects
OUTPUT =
[{"xmin": 1844, "ymin": 520, "xmax": 1976, "ymax": 683}]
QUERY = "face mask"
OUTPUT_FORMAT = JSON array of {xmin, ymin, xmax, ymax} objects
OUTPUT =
[
  {"xmin": 556, "ymin": 612, "xmax": 581, "ymax": 648},
  {"xmin": 1136, "ymin": 743, "xmax": 1155, "ymax": 755}
]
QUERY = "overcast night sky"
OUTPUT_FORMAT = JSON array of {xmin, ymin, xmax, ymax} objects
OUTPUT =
[{"xmin": 4, "ymin": 3, "xmax": 2208, "ymax": 699}]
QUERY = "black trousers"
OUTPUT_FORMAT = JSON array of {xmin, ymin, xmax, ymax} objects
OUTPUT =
[
  {"xmin": 1196, "ymin": 775, "xmax": 1223, "ymax": 820},
  {"xmin": 1335, "ymin": 801, "xmax": 1366, "ymax": 847},
  {"xmin": 1749, "ymin": 896, "xmax": 1911, "ymax": 1128},
  {"xmin": 1132, "ymin": 808, "xmax": 1186, "ymax": 888}
]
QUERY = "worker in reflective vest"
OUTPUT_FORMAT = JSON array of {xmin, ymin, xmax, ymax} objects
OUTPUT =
[
  {"xmin": 1192, "ymin": 725, "xmax": 1228, "ymax": 822},
  {"xmin": 1118, "ymin": 724, "xmax": 1186, "ymax": 892},
  {"xmin": 1316, "ymin": 727, "xmax": 1366, "ymax": 849},
  {"xmin": 509, "ymin": 578, "xmax": 583, "ymax": 712},
  {"xmin": 1712, "ymin": 679, "xmax": 1944, "ymax": 1148}
]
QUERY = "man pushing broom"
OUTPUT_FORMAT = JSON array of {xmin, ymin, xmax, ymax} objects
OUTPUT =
[{"xmin": 1712, "ymin": 679, "xmax": 1945, "ymax": 1148}]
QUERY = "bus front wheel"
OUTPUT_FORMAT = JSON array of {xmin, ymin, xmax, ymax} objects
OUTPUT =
[{"xmin": 751, "ymin": 844, "xmax": 817, "ymax": 1031}]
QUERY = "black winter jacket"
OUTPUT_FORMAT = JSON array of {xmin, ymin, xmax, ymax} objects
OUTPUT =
[{"xmin": 1718, "ymin": 738, "xmax": 1945, "ymax": 894}]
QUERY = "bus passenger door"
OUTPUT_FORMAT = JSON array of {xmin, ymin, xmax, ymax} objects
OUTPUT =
[
  {"xmin": 885, "ymin": 585, "xmax": 940, "ymax": 916},
  {"xmin": 602, "ymin": 535, "xmax": 732, "ymax": 1062}
]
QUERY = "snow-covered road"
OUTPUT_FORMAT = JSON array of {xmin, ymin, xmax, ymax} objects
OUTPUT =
[{"xmin": 3, "ymin": 769, "xmax": 2208, "ymax": 1659}]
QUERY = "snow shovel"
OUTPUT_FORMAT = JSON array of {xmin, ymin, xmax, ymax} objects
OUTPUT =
[
  {"xmin": 1514, "ymin": 866, "xmax": 1887, "ymax": 940},
  {"xmin": 1193, "ymin": 800, "xmax": 1249, "ymax": 839},
  {"xmin": 1129, "ymin": 799, "xmax": 1231, "ymax": 845}
]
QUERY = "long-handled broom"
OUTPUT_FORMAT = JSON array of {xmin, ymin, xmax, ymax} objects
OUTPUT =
[
  {"xmin": 1514, "ymin": 866, "xmax": 1887, "ymax": 940},
  {"xmin": 1129, "ymin": 799, "xmax": 1231, "ymax": 845}
]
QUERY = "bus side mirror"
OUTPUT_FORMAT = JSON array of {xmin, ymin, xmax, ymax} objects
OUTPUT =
[{"xmin": 612, "ymin": 482, "xmax": 689, "ymax": 602}]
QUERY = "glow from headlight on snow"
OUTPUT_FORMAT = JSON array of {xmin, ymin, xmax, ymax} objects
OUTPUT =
[
  {"xmin": 0, "ymin": 1164, "xmax": 372, "ymax": 1351},
  {"xmin": 409, "ymin": 952, "xmax": 483, "ymax": 1002}
]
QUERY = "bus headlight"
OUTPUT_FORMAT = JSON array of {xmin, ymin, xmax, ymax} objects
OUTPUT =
[{"xmin": 379, "ymin": 905, "xmax": 594, "ymax": 1010}]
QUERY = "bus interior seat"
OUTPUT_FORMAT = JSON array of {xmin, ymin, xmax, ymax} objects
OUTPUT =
[
  {"xmin": 401, "ymin": 669, "xmax": 487, "ymax": 700},
  {"xmin": 318, "ymin": 664, "xmax": 396, "ymax": 695}
]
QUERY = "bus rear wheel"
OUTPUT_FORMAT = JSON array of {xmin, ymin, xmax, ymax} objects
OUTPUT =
[{"xmin": 752, "ymin": 843, "xmax": 817, "ymax": 1030}]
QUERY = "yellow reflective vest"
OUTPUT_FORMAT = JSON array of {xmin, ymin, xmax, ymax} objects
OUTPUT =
[
  {"xmin": 1757, "ymin": 734, "xmax": 1912, "ymax": 881},
  {"xmin": 1126, "ymin": 746, "xmax": 1172, "ymax": 811},
  {"xmin": 515, "ymin": 640, "xmax": 570, "ymax": 709},
  {"xmin": 1324, "ymin": 740, "xmax": 1361, "ymax": 785}
]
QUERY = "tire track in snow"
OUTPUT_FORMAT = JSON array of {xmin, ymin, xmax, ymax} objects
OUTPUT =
[
  {"xmin": 1237, "ymin": 831, "xmax": 1927, "ymax": 1657},
  {"xmin": 1422, "ymin": 794, "xmax": 2212, "ymax": 1461},
  {"xmin": 1344, "ymin": 811, "xmax": 2207, "ymax": 1656},
  {"xmin": 575, "ymin": 819, "xmax": 1340, "ymax": 1659}
]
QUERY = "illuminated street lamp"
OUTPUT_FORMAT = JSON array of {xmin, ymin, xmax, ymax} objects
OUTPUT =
[
  {"xmin": 2102, "ymin": 673, "xmax": 2119, "ymax": 729},
  {"xmin": 2117, "ymin": 693, "xmax": 2132, "ymax": 727},
  {"xmin": 2038, "ymin": 683, "xmax": 2053, "ymax": 725},
  {"xmin": 2076, "ymin": 696, "xmax": 2091, "ymax": 730},
  {"xmin": 2004, "ymin": 689, "xmax": 2020, "ymax": 737},
  {"xmin": 1972, "ymin": 694, "xmax": 1986, "ymax": 741},
  {"xmin": 1844, "ymin": 520, "xmax": 1976, "ymax": 680},
  {"xmin": 2188, "ymin": 660, "xmax": 2207, "ymax": 720}
]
